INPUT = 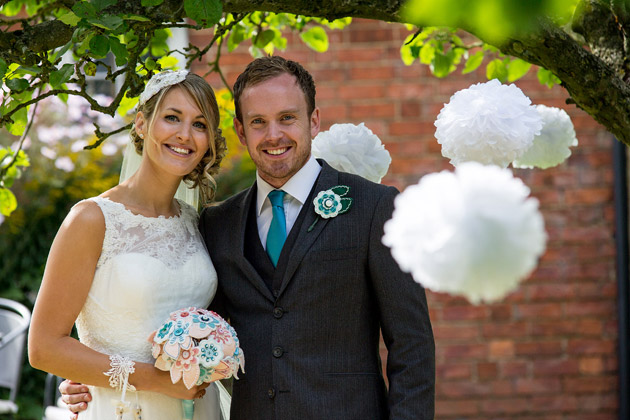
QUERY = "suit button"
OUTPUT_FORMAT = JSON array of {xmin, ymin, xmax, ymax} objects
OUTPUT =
[
  {"xmin": 273, "ymin": 307, "xmax": 284, "ymax": 319},
  {"xmin": 267, "ymin": 388, "xmax": 276, "ymax": 399},
  {"xmin": 272, "ymin": 346, "xmax": 284, "ymax": 358}
]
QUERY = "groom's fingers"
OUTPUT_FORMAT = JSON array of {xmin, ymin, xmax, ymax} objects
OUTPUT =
[{"xmin": 67, "ymin": 403, "xmax": 87, "ymax": 420}]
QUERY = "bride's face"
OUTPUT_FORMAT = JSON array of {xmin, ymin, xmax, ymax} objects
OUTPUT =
[{"xmin": 136, "ymin": 87, "xmax": 210, "ymax": 178}]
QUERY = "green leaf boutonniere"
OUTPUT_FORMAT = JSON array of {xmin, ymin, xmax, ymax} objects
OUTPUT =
[{"xmin": 308, "ymin": 185, "xmax": 353, "ymax": 232}]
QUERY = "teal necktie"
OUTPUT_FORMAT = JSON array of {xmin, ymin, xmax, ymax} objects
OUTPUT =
[{"xmin": 266, "ymin": 190, "xmax": 287, "ymax": 267}]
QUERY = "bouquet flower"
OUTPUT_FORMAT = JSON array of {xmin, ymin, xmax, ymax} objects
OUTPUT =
[{"xmin": 148, "ymin": 307, "xmax": 244, "ymax": 419}]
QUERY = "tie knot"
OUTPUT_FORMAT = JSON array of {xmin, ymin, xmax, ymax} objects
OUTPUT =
[{"xmin": 268, "ymin": 190, "xmax": 286, "ymax": 207}]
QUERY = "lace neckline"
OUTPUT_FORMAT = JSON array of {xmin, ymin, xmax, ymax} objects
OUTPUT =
[{"xmin": 97, "ymin": 196, "xmax": 183, "ymax": 220}]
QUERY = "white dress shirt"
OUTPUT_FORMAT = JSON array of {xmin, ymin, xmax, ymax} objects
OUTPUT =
[{"xmin": 256, "ymin": 156, "xmax": 322, "ymax": 250}]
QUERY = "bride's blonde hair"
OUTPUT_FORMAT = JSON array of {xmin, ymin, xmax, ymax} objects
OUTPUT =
[{"xmin": 130, "ymin": 73, "xmax": 227, "ymax": 205}]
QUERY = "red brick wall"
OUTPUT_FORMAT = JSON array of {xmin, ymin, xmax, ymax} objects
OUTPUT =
[{"xmin": 190, "ymin": 18, "xmax": 619, "ymax": 419}]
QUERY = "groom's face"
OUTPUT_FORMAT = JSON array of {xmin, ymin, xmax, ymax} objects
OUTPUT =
[{"xmin": 234, "ymin": 73, "xmax": 320, "ymax": 189}]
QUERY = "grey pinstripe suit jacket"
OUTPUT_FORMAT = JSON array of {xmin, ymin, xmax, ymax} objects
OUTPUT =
[{"xmin": 199, "ymin": 160, "xmax": 435, "ymax": 420}]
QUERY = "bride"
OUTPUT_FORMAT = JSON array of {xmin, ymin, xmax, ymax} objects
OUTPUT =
[{"xmin": 28, "ymin": 70, "xmax": 229, "ymax": 419}]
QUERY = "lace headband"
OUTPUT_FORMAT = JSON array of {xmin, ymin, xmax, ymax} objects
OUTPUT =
[{"xmin": 138, "ymin": 70, "xmax": 189, "ymax": 107}]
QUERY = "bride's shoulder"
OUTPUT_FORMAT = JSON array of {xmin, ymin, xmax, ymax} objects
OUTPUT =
[{"xmin": 63, "ymin": 199, "xmax": 106, "ymax": 232}]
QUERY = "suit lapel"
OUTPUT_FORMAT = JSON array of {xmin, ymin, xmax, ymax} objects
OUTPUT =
[
  {"xmin": 278, "ymin": 161, "xmax": 339, "ymax": 296},
  {"xmin": 236, "ymin": 184, "xmax": 276, "ymax": 302}
]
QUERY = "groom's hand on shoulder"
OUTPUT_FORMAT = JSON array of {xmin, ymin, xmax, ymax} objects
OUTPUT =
[{"xmin": 59, "ymin": 379, "xmax": 91, "ymax": 416}]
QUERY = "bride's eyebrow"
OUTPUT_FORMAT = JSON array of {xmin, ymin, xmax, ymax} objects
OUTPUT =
[{"xmin": 164, "ymin": 107, "xmax": 205, "ymax": 119}]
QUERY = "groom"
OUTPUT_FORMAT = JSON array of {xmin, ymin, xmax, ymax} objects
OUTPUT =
[
  {"xmin": 200, "ymin": 56, "xmax": 434, "ymax": 419},
  {"xmin": 61, "ymin": 56, "xmax": 435, "ymax": 419}
]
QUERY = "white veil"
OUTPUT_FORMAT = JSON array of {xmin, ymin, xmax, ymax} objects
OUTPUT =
[{"xmin": 119, "ymin": 139, "xmax": 200, "ymax": 210}]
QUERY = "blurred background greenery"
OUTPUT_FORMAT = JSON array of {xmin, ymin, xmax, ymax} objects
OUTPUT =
[{"xmin": 0, "ymin": 88, "xmax": 255, "ymax": 419}]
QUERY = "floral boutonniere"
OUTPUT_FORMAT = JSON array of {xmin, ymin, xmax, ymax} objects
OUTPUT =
[{"xmin": 308, "ymin": 185, "xmax": 353, "ymax": 232}]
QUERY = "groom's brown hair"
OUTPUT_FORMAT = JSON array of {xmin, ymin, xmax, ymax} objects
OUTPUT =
[{"xmin": 233, "ymin": 56, "xmax": 316, "ymax": 123}]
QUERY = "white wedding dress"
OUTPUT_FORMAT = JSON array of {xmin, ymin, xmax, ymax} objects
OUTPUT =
[{"xmin": 74, "ymin": 196, "xmax": 229, "ymax": 419}]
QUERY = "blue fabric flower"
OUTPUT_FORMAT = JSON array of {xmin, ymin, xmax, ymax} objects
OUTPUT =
[
  {"xmin": 155, "ymin": 320, "xmax": 174, "ymax": 343},
  {"xmin": 168, "ymin": 320, "xmax": 191, "ymax": 346},
  {"xmin": 198, "ymin": 338, "xmax": 224, "ymax": 368}
]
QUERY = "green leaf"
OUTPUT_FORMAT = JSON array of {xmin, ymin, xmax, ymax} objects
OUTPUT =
[
  {"xmin": 109, "ymin": 37, "xmax": 129, "ymax": 66},
  {"xmin": 507, "ymin": 58, "xmax": 532, "ymax": 82},
  {"xmin": 486, "ymin": 58, "xmax": 508, "ymax": 82},
  {"xmin": 0, "ymin": 188, "xmax": 17, "ymax": 217},
  {"xmin": 462, "ymin": 50, "xmax": 484, "ymax": 74},
  {"xmin": 50, "ymin": 41, "xmax": 73, "ymax": 63},
  {"xmin": 50, "ymin": 63, "xmax": 75, "ymax": 88},
  {"xmin": 339, "ymin": 197, "xmax": 353, "ymax": 214},
  {"xmin": 89, "ymin": 15, "xmax": 123, "ymax": 30},
  {"xmin": 322, "ymin": 17, "xmax": 352, "ymax": 30},
  {"xmin": 157, "ymin": 55, "xmax": 179, "ymax": 69},
  {"xmin": 17, "ymin": 66, "xmax": 41, "ymax": 75},
  {"xmin": 272, "ymin": 33, "xmax": 287, "ymax": 50},
  {"xmin": 58, "ymin": 10, "xmax": 82, "ymax": 26},
  {"xmin": 1, "ymin": 2, "xmax": 24, "ymax": 16},
  {"xmin": 227, "ymin": 24, "xmax": 247, "ymax": 52},
  {"xmin": 419, "ymin": 41, "xmax": 435, "ymax": 65},
  {"xmin": 117, "ymin": 93, "xmax": 139, "ymax": 117},
  {"xmin": 184, "ymin": 0, "xmax": 223, "ymax": 28},
  {"xmin": 72, "ymin": 2, "xmax": 97, "ymax": 19},
  {"xmin": 141, "ymin": 0, "xmax": 164, "ymax": 6},
  {"xmin": 0, "ymin": 58, "xmax": 7, "ymax": 80},
  {"xmin": 537, "ymin": 67, "xmax": 561, "ymax": 88},
  {"xmin": 331, "ymin": 185, "xmax": 350, "ymax": 196},
  {"xmin": 89, "ymin": 34, "xmax": 110, "ymax": 57},
  {"xmin": 254, "ymin": 29, "xmax": 276, "ymax": 48},
  {"xmin": 124, "ymin": 14, "xmax": 151, "ymax": 21},
  {"xmin": 6, "ymin": 78, "xmax": 29, "ymax": 92},
  {"xmin": 84, "ymin": 62, "xmax": 97, "ymax": 76},
  {"xmin": 149, "ymin": 28, "xmax": 170, "ymax": 56},
  {"xmin": 13, "ymin": 150, "xmax": 30, "ymax": 168},
  {"xmin": 300, "ymin": 26, "xmax": 329, "ymax": 52},
  {"xmin": 6, "ymin": 106, "xmax": 28, "ymax": 136},
  {"xmin": 400, "ymin": 35, "xmax": 418, "ymax": 66},
  {"xmin": 431, "ymin": 52, "xmax": 453, "ymax": 78},
  {"xmin": 91, "ymin": 0, "xmax": 118, "ymax": 11},
  {"xmin": 145, "ymin": 58, "xmax": 156, "ymax": 70}
]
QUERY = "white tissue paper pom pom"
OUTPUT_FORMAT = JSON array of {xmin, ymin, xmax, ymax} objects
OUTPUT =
[
  {"xmin": 513, "ymin": 105, "xmax": 578, "ymax": 169},
  {"xmin": 312, "ymin": 123, "xmax": 392, "ymax": 183},
  {"xmin": 382, "ymin": 162, "xmax": 547, "ymax": 304},
  {"xmin": 434, "ymin": 79, "xmax": 543, "ymax": 167}
]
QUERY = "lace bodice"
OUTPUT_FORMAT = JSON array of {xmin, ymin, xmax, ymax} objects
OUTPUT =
[{"xmin": 75, "ymin": 196, "xmax": 217, "ymax": 363}]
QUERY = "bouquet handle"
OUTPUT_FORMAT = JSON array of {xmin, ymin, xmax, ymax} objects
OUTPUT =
[{"xmin": 182, "ymin": 399, "xmax": 194, "ymax": 420}]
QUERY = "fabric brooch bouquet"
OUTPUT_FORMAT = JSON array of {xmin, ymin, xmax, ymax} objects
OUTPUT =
[{"xmin": 148, "ymin": 307, "xmax": 244, "ymax": 419}]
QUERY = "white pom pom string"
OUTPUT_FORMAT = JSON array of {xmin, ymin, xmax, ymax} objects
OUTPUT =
[
  {"xmin": 382, "ymin": 162, "xmax": 547, "ymax": 304},
  {"xmin": 312, "ymin": 122, "xmax": 392, "ymax": 183},
  {"xmin": 513, "ymin": 105, "xmax": 578, "ymax": 169},
  {"xmin": 434, "ymin": 79, "xmax": 543, "ymax": 168}
]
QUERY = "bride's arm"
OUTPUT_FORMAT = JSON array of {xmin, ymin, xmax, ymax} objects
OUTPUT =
[{"xmin": 28, "ymin": 200, "xmax": 207, "ymax": 400}]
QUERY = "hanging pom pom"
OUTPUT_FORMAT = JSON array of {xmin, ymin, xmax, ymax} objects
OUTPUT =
[
  {"xmin": 382, "ymin": 162, "xmax": 547, "ymax": 304},
  {"xmin": 434, "ymin": 79, "xmax": 542, "ymax": 167},
  {"xmin": 312, "ymin": 123, "xmax": 392, "ymax": 183},
  {"xmin": 513, "ymin": 105, "xmax": 578, "ymax": 169}
]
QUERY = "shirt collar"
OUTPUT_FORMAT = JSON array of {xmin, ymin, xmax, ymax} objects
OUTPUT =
[{"xmin": 256, "ymin": 155, "xmax": 322, "ymax": 216}]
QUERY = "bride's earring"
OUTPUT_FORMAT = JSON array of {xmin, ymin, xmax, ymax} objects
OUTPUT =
[{"xmin": 139, "ymin": 133, "xmax": 144, "ymax": 139}]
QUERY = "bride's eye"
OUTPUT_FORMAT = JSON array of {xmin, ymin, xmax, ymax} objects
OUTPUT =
[{"xmin": 165, "ymin": 115, "xmax": 178, "ymax": 122}]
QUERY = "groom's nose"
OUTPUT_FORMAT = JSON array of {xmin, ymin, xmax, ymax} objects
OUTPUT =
[{"xmin": 266, "ymin": 121, "xmax": 283, "ymax": 142}]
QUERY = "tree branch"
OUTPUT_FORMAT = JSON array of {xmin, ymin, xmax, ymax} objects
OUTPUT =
[{"xmin": 497, "ymin": 18, "xmax": 630, "ymax": 145}]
